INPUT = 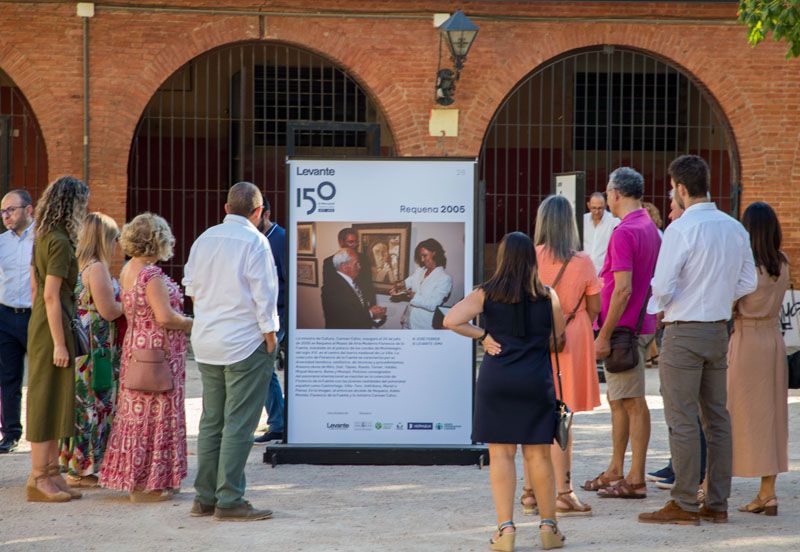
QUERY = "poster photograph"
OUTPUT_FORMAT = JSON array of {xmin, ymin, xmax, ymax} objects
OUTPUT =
[
  {"xmin": 296, "ymin": 221, "xmax": 465, "ymax": 330},
  {"xmin": 288, "ymin": 159, "xmax": 475, "ymax": 446}
]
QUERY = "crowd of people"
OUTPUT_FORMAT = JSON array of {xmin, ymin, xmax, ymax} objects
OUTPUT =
[
  {"xmin": 0, "ymin": 154, "xmax": 792, "ymax": 544},
  {"xmin": 445, "ymin": 155, "xmax": 791, "ymax": 549},
  {"xmin": 0, "ymin": 178, "xmax": 282, "ymax": 521}
]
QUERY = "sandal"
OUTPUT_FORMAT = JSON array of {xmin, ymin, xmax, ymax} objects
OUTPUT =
[
  {"xmin": 489, "ymin": 520, "xmax": 515, "ymax": 552},
  {"xmin": 597, "ymin": 479, "xmax": 647, "ymax": 499},
  {"xmin": 66, "ymin": 474, "xmax": 100, "ymax": 488},
  {"xmin": 580, "ymin": 471, "xmax": 620, "ymax": 492},
  {"xmin": 539, "ymin": 518, "xmax": 565, "ymax": 550},
  {"xmin": 738, "ymin": 494, "xmax": 778, "ymax": 516},
  {"xmin": 520, "ymin": 487, "xmax": 538, "ymax": 516},
  {"xmin": 556, "ymin": 490, "xmax": 592, "ymax": 516}
]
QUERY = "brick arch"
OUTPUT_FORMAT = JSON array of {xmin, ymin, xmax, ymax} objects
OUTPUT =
[
  {"xmin": 461, "ymin": 31, "xmax": 760, "ymax": 183},
  {"xmin": 106, "ymin": 32, "xmax": 402, "ymax": 174},
  {"xmin": 0, "ymin": 41, "xmax": 56, "ymax": 178}
]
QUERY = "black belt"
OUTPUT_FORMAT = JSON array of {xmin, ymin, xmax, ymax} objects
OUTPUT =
[
  {"xmin": 663, "ymin": 319, "xmax": 726, "ymax": 326},
  {"xmin": 0, "ymin": 304, "xmax": 31, "ymax": 314}
]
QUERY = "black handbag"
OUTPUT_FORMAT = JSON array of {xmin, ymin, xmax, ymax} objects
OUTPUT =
[
  {"xmin": 788, "ymin": 351, "xmax": 800, "ymax": 389},
  {"xmin": 604, "ymin": 288, "xmax": 650, "ymax": 374},
  {"xmin": 549, "ymin": 298, "xmax": 573, "ymax": 451}
]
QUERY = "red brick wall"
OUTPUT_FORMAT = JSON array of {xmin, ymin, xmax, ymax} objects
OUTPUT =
[{"xmin": 1, "ymin": 1, "xmax": 798, "ymax": 273}]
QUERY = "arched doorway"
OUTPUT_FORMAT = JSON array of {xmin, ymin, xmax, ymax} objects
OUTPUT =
[
  {"xmin": 128, "ymin": 42, "xmax": 395, "ymax": 280},
  {"xmin": 0, "ymin": 69, "xmax": 48, "ymax": 199},
  {"xmin": 479, "ymin": 45, "xmax": 738, "ymax": 274}
]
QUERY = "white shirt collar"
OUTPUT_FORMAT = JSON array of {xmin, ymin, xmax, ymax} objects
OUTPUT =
[
  {"xmin": 223, "ymin": 214, "xmax": 255, "ymax": 228},
  {"xmin": 683, "ymin": 202, "xmax": 717, "ymax": 214}
]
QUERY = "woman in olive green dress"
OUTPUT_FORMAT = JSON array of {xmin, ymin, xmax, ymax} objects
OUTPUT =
[{"xmin": 26, "ymin": 175, "xmax": 90, "ymax": 503}]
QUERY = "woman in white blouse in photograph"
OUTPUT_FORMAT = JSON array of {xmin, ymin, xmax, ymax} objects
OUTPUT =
[{"xmin": 391, "ymin": 238, "xmax": 453, "ymax": 329}]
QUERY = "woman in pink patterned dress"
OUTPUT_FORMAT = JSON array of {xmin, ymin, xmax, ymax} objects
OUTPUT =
[{"xmin": 99, "ymin": 213, "xmax": 193, "ymax": 502}]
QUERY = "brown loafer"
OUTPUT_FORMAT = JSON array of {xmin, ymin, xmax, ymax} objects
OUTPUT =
[
  {"xmin": 698, "ymin": 505, "xmax": 728, "ymax": 524},
  {"xmin": 638, "ymin": 500, "xmax": 700, "ymax": 525}
]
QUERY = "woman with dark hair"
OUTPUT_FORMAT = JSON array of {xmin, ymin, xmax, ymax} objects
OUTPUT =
[
  {"xmin": 444, "ymin": 232, "xmax": 566, "ymax": 550},
  {"xmin": 727, "ymin": 201, "xmax": 789, "ymax": 516},
  {"xmin": 26, "ymin": 175, "xmax": 90, "ymax": 502},
  {"xmin": 390, "ymin": 237, "xmax": 453, "ymax": 329}
]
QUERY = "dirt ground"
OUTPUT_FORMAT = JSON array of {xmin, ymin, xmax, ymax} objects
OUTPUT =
[{"xmin": 1, "ymin": 364, "xmax": 798, "ymax": 552}]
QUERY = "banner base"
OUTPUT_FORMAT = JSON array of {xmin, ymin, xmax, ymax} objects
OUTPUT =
[{"xmin": 262, "ymin": 444, "xmax": 489, "ymax": 468}]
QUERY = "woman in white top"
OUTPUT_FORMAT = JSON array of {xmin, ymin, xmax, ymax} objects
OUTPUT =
[{"xmin": 391, "ymin": 238, "xmax": 453, "ymax": 329}]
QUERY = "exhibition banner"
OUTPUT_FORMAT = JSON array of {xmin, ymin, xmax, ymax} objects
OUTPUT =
[{"xmin": 288, "ymin": 159, "xmax": 476, "ymax": 445}]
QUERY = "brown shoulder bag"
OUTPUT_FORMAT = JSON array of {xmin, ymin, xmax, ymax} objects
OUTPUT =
[{"xmin": 124, "ymin": 269, "xmax": 174, "ymax": 393}]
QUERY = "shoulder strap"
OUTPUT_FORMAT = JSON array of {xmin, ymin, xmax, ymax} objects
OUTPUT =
[
  {"xmin": 132, "ymin": 265, "xmax": 170, "ymax": 355},
  {"xmin": 635, "ymin": 286, "xmax": 651, "ymax": 335},
  {"xmin": 565, "ymin": 291, "xmax": 586, "ymax": 325},
  {"xmin": 549, "ymin": 297, "xmax": 564, "ymax": 402},
  {"xmin": 551, "ymin": 255, "xmax": 572, "ymax": 290}
]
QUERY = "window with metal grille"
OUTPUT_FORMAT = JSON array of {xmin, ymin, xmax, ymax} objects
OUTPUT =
[
  {"xmin": 254, "ymin": 65, "xmax": 368, "ymax": 147},
  {"xmin": 574, "ymin": 72, "xmax": 686, "ymax": 151}
]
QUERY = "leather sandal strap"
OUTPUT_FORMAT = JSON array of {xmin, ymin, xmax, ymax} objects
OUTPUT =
[
  {"xmin": 498, "ymin": 520, "xmax": 515, "ymax": 531},
  {"xmin": 539, "ymin": 518, "xmax": 558, "ymax": 529}
]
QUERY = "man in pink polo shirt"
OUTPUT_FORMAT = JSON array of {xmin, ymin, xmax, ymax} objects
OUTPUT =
[{"xmin": 581, "ymin": 167, "xmax": 661, "ymax": 499}]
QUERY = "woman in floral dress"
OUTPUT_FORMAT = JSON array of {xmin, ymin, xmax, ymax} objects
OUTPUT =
[
  {"xmin": 99, "ymin": 213, "xmax": 193, "ymax": 502},
  {"xmin": 59, "ymin": 213, "xmax": 124, "ymax": 487}
]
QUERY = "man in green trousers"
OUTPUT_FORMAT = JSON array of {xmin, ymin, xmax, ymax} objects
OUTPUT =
[{"xmin": 183, "ymin": 181, "xmax": 280, "ymax": 521}]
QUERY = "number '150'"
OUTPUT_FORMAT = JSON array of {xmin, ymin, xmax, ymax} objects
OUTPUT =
[{"xmin": 297, "ymin": 181, "xmax": 336, "ymax": 215}]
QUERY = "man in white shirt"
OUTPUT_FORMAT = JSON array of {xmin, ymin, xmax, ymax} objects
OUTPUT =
[
  {"xmin": 0, "ymin": 189, "xmax": 34, "ymax": 454},
  {"xmin": 639, "ymin": 155, "xmax": 757, "ymax": 526},
  {"xmin": 184, "ymin": 182, "xmax": 279, "ymax": 522},
  {"xmin": 583, "ymin": 192, "xmax": 620, "ymax": 274}
]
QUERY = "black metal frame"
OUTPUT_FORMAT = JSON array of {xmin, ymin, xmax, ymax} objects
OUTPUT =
[
  {"xmin": 127, "ymin": 41, "xmax": 392, "ymax": 285},
  {"xmin": 286, "ymin": 121, "xmax": 381, "ymax": 157},
  {"xmin": 265, "ymin": 157, "xmax": 487, "ymax": 467}
]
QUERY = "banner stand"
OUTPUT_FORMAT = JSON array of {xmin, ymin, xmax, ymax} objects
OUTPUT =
[
  {"xmin": 274, "ymin": 158, "xmax": 485, "ymax": 468},
  {"xmin": 262, "ymin": 444, "xmax": 488, "ymax": 468}
]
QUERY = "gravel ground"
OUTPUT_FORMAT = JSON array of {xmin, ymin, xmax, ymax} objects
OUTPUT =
[{"xmin": 1, "ymin": 364, "xmax": 798, "ymax": 552}]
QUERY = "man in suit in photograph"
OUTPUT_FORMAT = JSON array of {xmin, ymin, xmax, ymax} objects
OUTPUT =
[
  {"xmin": 322, "ymin": 227, "xmax": 376, "ymax": 306},
  {"xmin": 322, "ymin": 249, "xmax": 386, "ymax": 329}
]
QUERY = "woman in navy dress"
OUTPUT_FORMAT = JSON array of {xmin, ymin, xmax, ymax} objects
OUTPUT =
[{"xmin": 444, "ymin": 232, "xmax": 566, "ymax": 551}]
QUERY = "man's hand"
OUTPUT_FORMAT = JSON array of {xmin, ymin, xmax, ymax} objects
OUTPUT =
[
  {"xmin": 656, "ymin": 311, "xmax": 665, "ymax": 329},
  {"xmin": 595, "ymin": 335, "xmax": 611, "ymax": 360},
  {"xmin": 369, "ymin": 305, "xmax": 387, "ymax": 319},
  {"xmin": 265, "ymin": 332, "xmax": 277, "ymax": 354}
]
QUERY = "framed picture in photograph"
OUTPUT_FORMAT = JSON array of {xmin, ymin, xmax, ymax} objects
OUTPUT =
[
  {"xmin": 353, "ymin": 222, "xmax": 412, "ymax": 294},
  {"xmin": 297, "ymin": 257, "xmax": 319, "ymax": 287},
  {"xmin": 297, "ymin": 222, "xmax": 316, "ymax": 256}
]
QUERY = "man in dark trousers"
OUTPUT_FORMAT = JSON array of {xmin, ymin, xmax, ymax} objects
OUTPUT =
[
  {"xmin": 322, "ymin": 227, "xmax": 376, "ymax": 306},
  {"xmin": 0, "ymin": 189, "xmax": 35, "ymax": 454},
  {"xmin": 255, "ymin": 201, "xmax": 286, "ymax": 444},
  {"xmin": 322, "ymin": 249, "xmax": 386, "ymax": 329}
]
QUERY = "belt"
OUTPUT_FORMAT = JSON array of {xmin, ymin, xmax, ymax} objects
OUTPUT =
[
  {"xmin": 0, "ymin": 304, "xmax": 31, "ymax": 314},
  {"xmin": 663, "ymin": 319, "xmax": 727, "ymax": 326}
]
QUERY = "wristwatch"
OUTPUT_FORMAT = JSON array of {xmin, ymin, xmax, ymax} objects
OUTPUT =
[{"xmin": 477, "ymin": 329, "xmax": 488, "ymax": 343}]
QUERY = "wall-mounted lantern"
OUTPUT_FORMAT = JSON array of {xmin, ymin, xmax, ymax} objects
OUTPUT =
[{"xmin": 435, "ymin": 10, "xmax": 479, "ymax": 106}]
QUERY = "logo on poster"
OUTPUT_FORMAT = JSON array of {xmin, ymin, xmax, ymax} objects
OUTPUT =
[
  {"xmin": 297, "ymin": 180, "xmax": 337, "ymax": 215},
  {"xmin": 407, "ymin": 422, "xmax": 433, "ymax": 430},
  {"xmin": 326, "ymin": 422, "xmax": 350, "ymax": 430}
]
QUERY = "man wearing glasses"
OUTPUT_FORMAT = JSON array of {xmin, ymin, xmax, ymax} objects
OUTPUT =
[{"xmin": 0, "ymin": 189, "xmax": 35, "ymax": 454}]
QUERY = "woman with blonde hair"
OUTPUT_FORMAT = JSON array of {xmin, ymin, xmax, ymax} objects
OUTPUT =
[
  {"xmin": 516, "ymin": 195, "xmax": 602, "ymax": 518},
  {"xmin": 59, "ymin": 212, "xmax": 124, "ymax": 487},
  {"xmin": 26, "ymin": 175, "xmax": 90, "ymax": 502},
  {"xmin": 99, "ymin": 213, "xmax": 192, "ymax": 502}
]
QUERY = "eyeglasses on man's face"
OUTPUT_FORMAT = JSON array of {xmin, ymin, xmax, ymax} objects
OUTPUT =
[{"xmin": 0, "ymin": 205, "xmax": 27, "ymax": 218}]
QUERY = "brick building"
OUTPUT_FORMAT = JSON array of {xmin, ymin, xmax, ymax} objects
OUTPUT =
[{"xmin": 1, "ymin": 1, "xmax": 798, "ymax": 281}]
